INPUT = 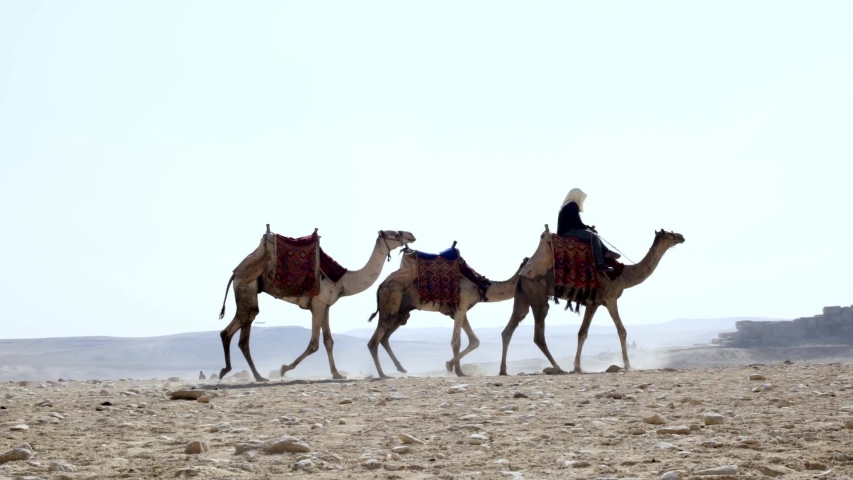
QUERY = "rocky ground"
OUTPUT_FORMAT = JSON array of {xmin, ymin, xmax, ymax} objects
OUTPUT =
[{"xmin": 1, "ymin": 361, "xmax": 852, "ymax": 479}]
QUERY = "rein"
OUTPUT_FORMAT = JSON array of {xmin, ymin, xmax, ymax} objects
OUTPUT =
[{"xmin": 597, "ymin": 234, "xmax": 636, "ymax": 265}]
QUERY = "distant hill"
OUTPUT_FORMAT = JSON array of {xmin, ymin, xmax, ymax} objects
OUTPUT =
[{"xmin": 0, "ymin": 317, "xmax": 780, "ymax": 382}]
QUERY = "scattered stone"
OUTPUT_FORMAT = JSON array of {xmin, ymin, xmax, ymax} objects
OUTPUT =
[
  {"xmin": 399, "ymin": 433, "xmax": 425, "ymax": 445},
  {"xmin": 656, "ymin": 442, "xmax": 679, "ymax": 451},
  {"xmin": 695, "ymin": 465, "xmax": 738, "ymax": 476},
  {"xmin": 561, "ymin": 460, "xmax": 591, "ymax": 468},
  {"xmin": 805, "ymin": 461, "xmax": 828, "ymax": 471},
  {"xmin": 391, "ymin": 446, "xmax": 410, "ymax": 454},
  {"xmin": 845, "ymin": 420, "xmax": 853, "ymax": 430},
  {"xmin": 831, "ymin": 453, "xmax": 849, "ymax": 462},
  {"xmin": 703, "ymin": 412, "xmax": 725, "ymax": 425},
  {"xmin": 448, "ymin": 384, "xmax": 468, "ymax": 394},
  {"xmin": 643, "ymin": 414, "xmax": 667, "ymax": 425},
  {"xmin": 293, "ymin": 459, "xmax": 314, "ymax": 472},
  {"xmin": 513, "ymin": 392, "xmax": 528, "ymax": 399},
  {"xmin": 175, "ymin": 467, "xmax": 200, "ymax": 477},
  {"xmin": 758, "ymin": 465, "xmax": 786, "ymax": 477},
  {"xmin": 10, "ymin": 424, "xmax": 29, "ymax": 431},
  {"xmin": 338, "ymin": 419, "xmax": 347, "ymax": 425},
  {"xmin": 264, "ymin": 436, "xmax": 312, "ymax": 454},
  {"xmin": 384, "ymin": 462, "xmax": 404, "ymax": 471},
  {"xmin": 605, "ymin": 365, "xmax": 622, "ymax": 373},
  {"xmin": 0, "ymin": 447, "xmax": 33, "ymax": 464},
  {"xmin": 749, "ymin": 374, "xmax": 766, "ymax": 380},
  {"xmin": 468, "ymin": 434, "xmax": 488, "ymax": 445},
  {"xmin": 185, "ymin": 441, "xmax": 209, "ymax": 455},
  {"xmin": 660, "ymin": 471, "xmax": 684, "ymax": 480},
  {"xmin": 170, "ymin": 390, "xmax": 205, "ymax": 401},
  {"xmin": 339, "ymin": 398, "xmax": 353, "ymax": 404},
  {"xmin": 49, "ymin": 461, "xmax": 78, "ymax": 473},
  {"xmin": 35, "ymin": 400, "xmax": 53, "ymax": 407},
  {"xmin": 658, "ymin": 425, "xmax": 691, "ymax": 435},
  {"xmin": 196, "ymin": 396, "xmax": 211, "ymax": 404}
]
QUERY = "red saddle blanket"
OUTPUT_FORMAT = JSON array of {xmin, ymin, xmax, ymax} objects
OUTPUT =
[
  {"xmin": 416, "ymin": 256, "xmax": 490, "ymax": 307},
  {"xmin": 551, "ymin": 233, "xmax": 600, "ymax": 292},
  {"xmin": 273, "ymin": 233, "xmax": 348, "ymax": 297}
]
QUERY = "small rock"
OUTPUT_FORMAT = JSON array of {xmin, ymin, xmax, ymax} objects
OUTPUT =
[
  {"xmin": 339, "ymin": 398, "xmax": 353, "ymax": 404},
  {"xmin": 185, "ymin": 441, "xmax": 209, "ymax": 455},
  {"xmin": 338, "ymin": 419, "xmax": 347, "ymax": 425},
  {"xmin": 0, "ymin": 447, "xmax": 32, "ymax": 464},
  {"xmin": 362, "ymin": 458, "xmax": 382, "ymax": 470},
  {"xmin": 660, "ymin": 471, "xmax": 684, "ymax": 480},
  {"xmin": 758, "ymin": 466, "xmax": 785, "ymax": 477},
  {"xmin": 749, "ymin": 374, "xmax": 766, "ymax": 380},
  {"xmin": 656, "ymin": 442, "xmax": 679, "ymax": 451},
  {"xmin": 170, "ymin": 390, "xmax": 206, "ymax": 400},
  {"xmin": 805, "ymin": 461, "xmax": 828, "ymax": 471},
  {"xmin": 10, "ymin": 424, "xmax": 29, "ymax": 431},
  {"xmin": 49, "ymin": 461, "xmax": 78, "ymax": 473},
  {"xmin": 643, "ymin": 414, "xmax": 667, "ymax": 425},
  {"xmin": 695, "ymin": 465, "xmax": 738, "ymax": 476},
  {"xmin": 561, "ymin": 460, "xmax": 591, "ymax": 468},
  {"xmin": 196, "ymin": 396, "xmax": 211, "ymax": 404},
  {"xmin": 658, "ymin": 425, "xmax": 691, "ymax": 435},
  {"xmin": 384, "ymin": 462, "xmax": 404, "ymax": 471},
  {"xmin": 605, "ymin": 365, "xmax": 622, "ymax": 373},
  {"xmin": 391, "ymin": 446, "xmax": 410, "ymax": 454},
  {"xmin": 844, "ymin": 420, "xmax": 853, "ymax": 429},
  {"xmin": 399, "ymin": 433, "xmax": 425, "ymax": 445},
  {"xmin": 293, "ymin": 459, "xmax": 314, "ymax": 472},
  {"xmin": 448, "ymin": 384, "xmax": 468, "ymax": 394},
  {"xmin": 513, "ymin": 392, "xmax": 528, "ymax": 399},
  {"xmin": 703, "ymin": 413, "xmax": 725, "ymax": 425},
  {"xmin": 830, "ymin": 453, "xmax": 849, "ymax": 462},
  {"xmin": 175, "ymin": 467, "xmax": 200, "ymax": 477},
  {"xmin": 264, "ymin": 436, "xmax": 312, "ymax": 454},
  {"xmin": 468, "ymin": 434, "xmax": 488, "ymax": 445},
  {"xmin": 35, "ymin": 400, "xmax": 53, "ymax": 407},
  {"xmin": 311, "ymin": 423, "xmax": 323, "ymax": 429}
]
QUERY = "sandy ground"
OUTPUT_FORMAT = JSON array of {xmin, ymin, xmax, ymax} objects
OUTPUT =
[{"xmin": 1, "ymin": 361, "xmax": 852, "ymax": 479}]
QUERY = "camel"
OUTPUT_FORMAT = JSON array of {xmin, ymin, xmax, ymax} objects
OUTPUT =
[
  {"xmin": 499, "ymin": 228, "xmax": 685, "ymax": 375},
  {"xmin": 366, "ymin": 250, "xmax": 529, "ymax": 378},
  {"xmin": 217, "ymin": 226, "xmax": 416, "ymax": 382}
]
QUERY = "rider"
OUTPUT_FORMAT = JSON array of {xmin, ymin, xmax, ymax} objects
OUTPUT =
[{"xmin": 557, "ymin": 188, "xmax": 619, "ymax": 273}]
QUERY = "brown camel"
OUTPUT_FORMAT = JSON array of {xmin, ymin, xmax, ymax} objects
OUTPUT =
[
  {"xmin": 367, "ymin": 255, "xmax": 529, "ymax": 378},
  {"xmin": 499, "ymin": 228, "xmax": 684, "ymax": 375},
  {"xmin": 217, "ymin": 227, "xmax": 416, "ymax": 382}
]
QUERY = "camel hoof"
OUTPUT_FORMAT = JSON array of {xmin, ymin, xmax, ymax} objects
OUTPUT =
[
  {"xmin": 572, "ymin": 368, "xmax": 583, "ymax": 374},
  {"xmin": 218, "ymin": 369, "xmax": 229, "ymax": 380},
  {"xmin": 279, "ymin": 365, "xmax": 292, "ymax": 377},
  {"xmin": 543, "ymin": 367, "xmax": 568, "ymax": 375},
  {"xmin": 454, "ymin": 370, "xmax": 467, "ymax": 377},
  {"xmin": 445, "ymin": 360, "xmax": 454, "ymax": 372},
  {"xmin": 498, "ymin": 370, "xmax": 508, "ymax": 376},
  {"xmin": 378, "ymin": 374, "xmax": 390, "ymax": 380},
  {"xmin": 254, "ymin": 377, "xmax": 269, "ymax": 383},
  {"xmin": 332, "ymin": 373, "xmax": 347, "ymax": 380},
  {"xmin": 396, "ymin": 367, "xmax": 407, "ymax": 374}
]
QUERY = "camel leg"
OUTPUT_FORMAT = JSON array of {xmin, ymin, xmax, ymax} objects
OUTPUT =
[
  {"xmin": 499, "ymin": 288, "xmax": 531, "ymax": 376},
  {"xmin": 320, "ymin": 305, "xmax": 345, "ymax": 380},
  {"xmin": 380, "ymin": 318, "xmax": 407, "ymax": 374},
  {"xmin": 446, "ymin": 317, "xmax": 479, "ymax": 373},
  {"xmin": 219, "ymin": 278, "xmax": 261, "ymax": 380},
  {"xmin": 531, "ymin": 301, "xmax": 567, "ymax": 374},
  {"xmin": 605, "ymin": 301, "xmax": 631, "ymax": 371},
  {"xmin": 449, "ymin": 311, "xmax": 467, "ymax": 377},
  {"xmin": 573, "ymin": 305, "xmax": 599, "ymax": 373},
  {"xmin": 279, "ymin": 302, "xmax": 323, "ymax": 378},
  {"xmin": 367, "ymin": 320, "xmax": 390, "ymax": 379}
]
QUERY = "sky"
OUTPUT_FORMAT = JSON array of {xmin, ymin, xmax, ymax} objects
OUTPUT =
[{"xmin": 1, "ymin": 1, "xmax": 852, "ymax": 340}]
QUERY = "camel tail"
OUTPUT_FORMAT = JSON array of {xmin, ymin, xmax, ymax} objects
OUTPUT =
[
  {"xmin": 219, "ymin": 273, "xmax": 235, "ymax": 320},
  {"xmin": 367, "ymin": 288, "xmax": 380, "ymax": 322}
]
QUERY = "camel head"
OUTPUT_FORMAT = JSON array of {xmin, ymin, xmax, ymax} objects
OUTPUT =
[
  {"xmin": 378, "ymin": 230, "xmax": 416, "ymax": 250},
  {"xmin": 654, "ymin": 229, "xmax": 686, "ymax": 249}
]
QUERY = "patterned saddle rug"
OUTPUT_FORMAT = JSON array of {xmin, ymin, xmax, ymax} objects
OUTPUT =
[
  {"xmin": 415, "ymin": 245, "xmax": 491, "ymax": 307},
  {"xmin": 551, "ymin": 234, "xmax": 623, "ymax": 311},
  {"xmin": 272, "ymin": 232, "xmax": 348, "ymax": 297}
]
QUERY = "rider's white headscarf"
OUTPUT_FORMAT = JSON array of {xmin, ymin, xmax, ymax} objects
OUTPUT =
[{"xmin": 561, "ymin": 188, "xmax": 587, "ymax": 212}]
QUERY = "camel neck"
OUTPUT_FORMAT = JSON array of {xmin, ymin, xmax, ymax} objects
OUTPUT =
[
  {"xmin": 339, "ymin": 238, "xmax": 390, "ymax": 297},
  {"xmin": 620, "ymin": 237, "xmax": 671, "ymax": 289}
]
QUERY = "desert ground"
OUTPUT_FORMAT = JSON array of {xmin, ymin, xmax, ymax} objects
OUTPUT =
[{"xmin": 1, "ymin": 352, "xmax": 852, "ymax": 480}]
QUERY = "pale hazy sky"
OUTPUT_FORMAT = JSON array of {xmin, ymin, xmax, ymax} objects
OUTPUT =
[{"xmin": 1, "ymin": 1, "xmax": 851, "ymax": 340}]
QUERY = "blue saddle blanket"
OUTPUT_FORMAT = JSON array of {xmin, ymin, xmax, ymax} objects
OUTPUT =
[{"xmin": 415, "ymin": 246, "xmax": 460, "ymax": 261}]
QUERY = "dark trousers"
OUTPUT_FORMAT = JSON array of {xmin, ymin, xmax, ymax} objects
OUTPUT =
[{"xmin": 561, "ymin": 229, "xmax": 607, "ymax": 266}]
